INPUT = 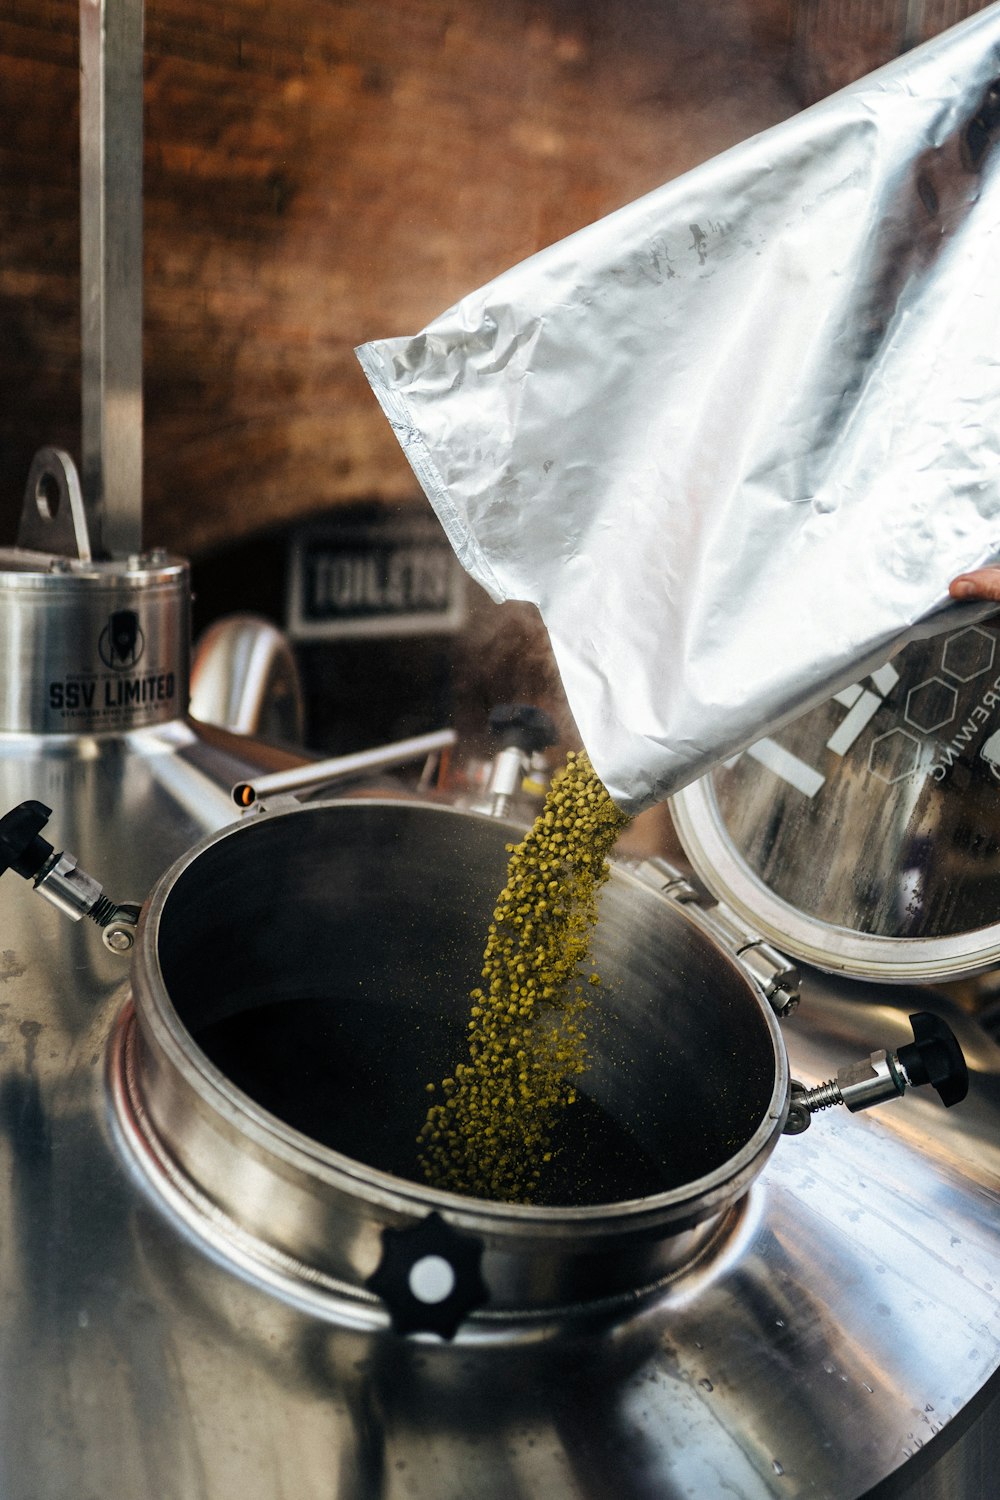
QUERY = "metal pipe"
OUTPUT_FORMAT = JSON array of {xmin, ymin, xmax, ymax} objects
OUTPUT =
[
  {"xmin": 80, "ymin": 0, "xmax": 145, "ymax": 557},
  {"xmin": 190, "ymin": 615, "xmax": 306, "ymax": 743},
  {"xmin": 232, "ymin": 729, "xmax": 458, "ymax": 806}
]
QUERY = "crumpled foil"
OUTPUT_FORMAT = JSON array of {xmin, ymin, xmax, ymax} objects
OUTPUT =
[{"xmin": 358, "ymin": 7, "xmax": 1000, "ymax": 815}]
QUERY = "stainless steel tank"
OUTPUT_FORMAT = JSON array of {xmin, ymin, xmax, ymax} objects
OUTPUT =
[
  {"xmin": 121, "ymin": 799, "xmax": 793, "ymax": 1312},
  {"xmin": 2, "ymin": 2, "xmax": 997, "ymax": 1492},
  {"xmin": 3, "ymin": 760, "xmax": 997, "ymax": 1499}
]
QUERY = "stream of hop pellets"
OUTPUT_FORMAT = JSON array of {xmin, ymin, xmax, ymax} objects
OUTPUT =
[{"xmin": 418, "ymin": 750, "xmax": 631, "ymax": 1204}]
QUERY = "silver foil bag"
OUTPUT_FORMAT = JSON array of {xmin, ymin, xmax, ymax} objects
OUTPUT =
[{"xmin": 358, "ymin": 7, "xmax": 1000, "ymax": 815}]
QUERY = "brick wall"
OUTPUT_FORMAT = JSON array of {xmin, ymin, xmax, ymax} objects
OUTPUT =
[{"xmin": 0, "ymin": 0, "xmax": 797, "ymax": 557}]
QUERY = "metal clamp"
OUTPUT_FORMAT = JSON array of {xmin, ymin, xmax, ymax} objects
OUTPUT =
[
  {"xmin": 630, "ymin": 858, "xmax": 800, "ymax": 1017},
  {"xmin": 0, "ymin": 801, "xmax": 140, "ymax": 954},
  {"xmin": 783, "ymin": 1011, "xmax": 969, "ymax": 1133}
]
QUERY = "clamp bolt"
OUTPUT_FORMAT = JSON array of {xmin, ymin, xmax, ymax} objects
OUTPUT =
[{"xmin": 103, "ymin": 924, "xmax": 135, "ymax": 954}]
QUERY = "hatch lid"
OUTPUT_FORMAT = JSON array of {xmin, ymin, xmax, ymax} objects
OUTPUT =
[{"xmin": 670, "ymin": 620, "xmax": 1000, "ymax": 984}]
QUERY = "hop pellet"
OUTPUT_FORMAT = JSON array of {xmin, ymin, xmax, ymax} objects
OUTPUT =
[{"xmin": 418, "ymin": 750, "xmax": 630, "ymax": 1203}]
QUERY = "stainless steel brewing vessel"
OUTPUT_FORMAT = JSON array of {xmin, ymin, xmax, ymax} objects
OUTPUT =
[
  {"xmin": 2, "ymin": 0, "xmax": 997, "ymax": 1486},
  {"xmin": 3, "ymin": 730, "xmax": 998, "ymax": 1498}
]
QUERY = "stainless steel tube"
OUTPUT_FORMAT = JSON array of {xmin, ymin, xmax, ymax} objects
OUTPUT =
[
  {"xmin": 232, "ymin": 729, "xmax": 457, "ymax": 805},
  {"xmin": 80, "ymin": 0, "xmax": 145, "ymax": 557}
]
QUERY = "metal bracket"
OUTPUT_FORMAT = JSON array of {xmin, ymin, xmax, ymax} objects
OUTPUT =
[
  {"xmin": 17, "ymin": 448, "xmax": 95, "ymax": 562},
  {"xmin": 629, "ymin": 856, "xmax": 702, "ymax": 904},
  {"xmin": 629, "ymin": 858, "xmax": 800, "ymax": 1017}
]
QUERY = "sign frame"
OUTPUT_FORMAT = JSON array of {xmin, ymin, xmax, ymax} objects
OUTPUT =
[{"xmin": 285, "ymin": 511, "xmax": 467, "ymax": 642}]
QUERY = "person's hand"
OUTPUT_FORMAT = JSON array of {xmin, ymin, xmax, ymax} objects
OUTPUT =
[{"xmin": 949, "ymin": 567, "xmax": 1000, "ymax": 602}]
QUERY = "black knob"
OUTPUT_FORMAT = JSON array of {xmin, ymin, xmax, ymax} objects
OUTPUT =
[
  {"xmin": 488, "ymin": 704, "xmax": 557, "ymax": 754},
  {"xmin": 366, "ymin": 1211, "xmax": 488, "ymax": 1338},
  {"xmin": 897, "ymin": 1011, "xmax": 969, "ymax": 1108},
  {"xmin": 0, "ymin": 801, "xmax": 54, "ymax": 882}
]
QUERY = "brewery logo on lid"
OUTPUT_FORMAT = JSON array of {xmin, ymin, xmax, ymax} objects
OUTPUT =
[{"xmin": 99, "ymin": 609, "xmax": 145, "ymax": 670}]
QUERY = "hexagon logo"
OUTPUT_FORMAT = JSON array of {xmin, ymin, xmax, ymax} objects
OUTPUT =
[
  {"xmin": 868, "ymin": 728, "xmax": 922, "ymax": 784},
  {"xmin": 941, "ymin": 626, "xmax": 996, "ymax": 683},
  {"xmin": 904, "ymin": 677, "xmax": 958, "ymax": 733}
]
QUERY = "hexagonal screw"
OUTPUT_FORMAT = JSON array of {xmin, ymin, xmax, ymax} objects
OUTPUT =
[{"xmin": 102, "ymin": 922, "xmax": 135, "ymax": 954}]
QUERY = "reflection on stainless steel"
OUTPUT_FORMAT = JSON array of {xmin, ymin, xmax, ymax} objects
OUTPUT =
[
  {"xmin": 358, "ymin": 7, "xmax": 1000, "ymax": 814},
  {"xmin": 190, "ymin": 613, "xmax": 306, "ymax": 743},
  {"xmin": 672, "ymin": 621, "xmax": 1000, "ymax": 982}
]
